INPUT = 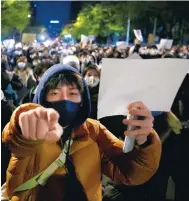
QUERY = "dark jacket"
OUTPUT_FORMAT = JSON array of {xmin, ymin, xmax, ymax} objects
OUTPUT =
[{"xmin": 88, "ymin": 85, "xmax": 99, "ymax": 120}]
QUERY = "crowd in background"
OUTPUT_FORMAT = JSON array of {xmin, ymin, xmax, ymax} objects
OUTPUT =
[{"xmin": 1, "ymin": 38, "xmax": 189, "ymax": 201}]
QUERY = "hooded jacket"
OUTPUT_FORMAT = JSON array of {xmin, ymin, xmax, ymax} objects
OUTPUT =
[
  {"xmin": 33, "ymin": 64, "xmax": 90, "ymax": 129},
  {"xmin": 2, "ymin": 64, "xmax": 161, "ymax": 201}
]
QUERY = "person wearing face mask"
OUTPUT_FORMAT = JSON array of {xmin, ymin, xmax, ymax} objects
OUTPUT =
[
  {"xmin": 83, "ymin": 65, "xmax": 100, "ymax": 119},
  {"xmin": 177, "ymin": 46, "xmax": 189, "ymax": 59},
  {"xmin": 14, "ymin": 56, "xmax": 32, "ymax": 86},
  {"xmin": 23, "ymin": 60, "xmax": 54, "ymax": 103},
  {"xmin": 14, "ymin": 56, "xmax": 36, "ymax": 103},
  {"xmin": 2, "ymin": 64, "xmax": 161, "ymax": 201}
]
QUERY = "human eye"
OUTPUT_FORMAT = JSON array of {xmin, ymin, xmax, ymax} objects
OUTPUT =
[
  {"xmin": 49, "ymin": 90, "xmax": 59, "ymax": 96},
  {"xmin": 70, "ymin": 92, "xmax": 78, "ymax": 96}
]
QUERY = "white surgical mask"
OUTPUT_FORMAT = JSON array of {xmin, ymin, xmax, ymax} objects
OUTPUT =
[
  {"xmin": 18, "ymin": 62, "xmax": 26, "ymax": 69},
  {"xmin": 85, "ymin": 76, "xmax": 100, "ymax": 88}
]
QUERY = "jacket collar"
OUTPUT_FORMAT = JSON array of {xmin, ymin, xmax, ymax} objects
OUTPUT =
[{"xmin": 72, "ymin": 121, "xmax": 89, "ymax": 141}]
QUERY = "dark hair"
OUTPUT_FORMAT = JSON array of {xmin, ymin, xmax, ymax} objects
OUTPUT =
[
  {"xmin": 83, "ymin": 64, "xmax": 100, "ymax": 77},
  {"xmin": 34, "ymin": 61, "xmax": 54, "ymax": 79},
  {"xmin": 44, "ymin": 71, "xmax": 84, "ymax": 94},
  {"xmin": 1, "ymin": 71, "xmax": 10, "ymax": 91}
]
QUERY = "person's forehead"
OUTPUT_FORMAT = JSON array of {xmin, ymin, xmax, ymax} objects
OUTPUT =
[{"xmin": 57, "ymin": 82, "xmax": 78, "ymax": 89}]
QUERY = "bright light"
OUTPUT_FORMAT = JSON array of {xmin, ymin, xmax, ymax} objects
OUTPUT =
[
  {"xmin": 64, "ymin": 34, "xmax": 72, "ymax": 39},
  {"xmin": 28, "ymin": 14, "xmax": 31, "ymax": 18},
  {"xmin": 34, "ymin": 40, "xmax": 37, "ymax": 43},
  {"xmin": 50, "ymin": 20, "xmax": 59, "ymax": 24},
  {"xmin": 40, "ymin": 35, "xmax": 45, "ymax": 41}
]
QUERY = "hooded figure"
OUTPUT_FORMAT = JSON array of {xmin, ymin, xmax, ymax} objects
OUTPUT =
[
  {"xmin": 33, "ymin": 64, "xmax": 90, "ymax": 130},
  {"xmin": 83, "ymin": 65, "xmax": 100, "ymax": 119},
  {"xmin": 2, "ymin": 64, "xmax": 161, "ymax": 201}
]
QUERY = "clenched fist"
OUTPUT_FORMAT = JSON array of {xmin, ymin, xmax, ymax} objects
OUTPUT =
[{"xmin": 19, "ymin": 107, "xmax": 63, "ymax": 142}]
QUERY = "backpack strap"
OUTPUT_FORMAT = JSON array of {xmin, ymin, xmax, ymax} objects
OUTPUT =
[{"xmin": 14, "ymin": 138, "xmax": 73, "ymax": 193}]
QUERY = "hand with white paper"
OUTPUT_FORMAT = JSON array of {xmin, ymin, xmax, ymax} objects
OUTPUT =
[{"xmin": 123, "ymin": 101, "xmax": 154, "ymax": 145}]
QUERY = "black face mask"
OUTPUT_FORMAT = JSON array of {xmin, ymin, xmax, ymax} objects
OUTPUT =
[{"xmin": 43, "ymin": 100, "xmax": 80, "ymax": 128}]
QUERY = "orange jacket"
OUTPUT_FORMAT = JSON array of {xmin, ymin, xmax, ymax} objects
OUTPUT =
[{"xmin": 2, "ymin": 103, "xmax": 161, "ymax": 201}]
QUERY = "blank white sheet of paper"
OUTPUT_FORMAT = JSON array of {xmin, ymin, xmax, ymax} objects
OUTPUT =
[{"xmin": 98, "ymin": 58, "xmax": 189, "ymax": 119}]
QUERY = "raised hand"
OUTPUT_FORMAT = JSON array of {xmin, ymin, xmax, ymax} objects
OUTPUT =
[
  {"xmin": 123, "ymin": 101, "xmax": 154, "ymax": 145},
  {"xmin": 19, "ymin": 107, "xmax": 63, "ymax": 142}
]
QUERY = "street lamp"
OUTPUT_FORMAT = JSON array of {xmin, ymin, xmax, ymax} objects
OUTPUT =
[
  {"xmin": 28, "ymin": 14, "xmax": 31, "ymax": 18},
  {"xmin": 50, "ymin": 20, "xmax": 59, "ymax": 24}
]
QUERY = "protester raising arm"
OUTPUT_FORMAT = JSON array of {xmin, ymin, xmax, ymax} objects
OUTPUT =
[{"xmin": 91, "ymin": 101, "xmax": 161, "ymax": 185}]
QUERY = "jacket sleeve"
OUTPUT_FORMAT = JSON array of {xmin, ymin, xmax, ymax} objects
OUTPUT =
[
  {"xmin": 2, "ymin": 103, "xmax": 43, "ymax": 157},
  {"xmin": 92, "ymin": 121, "xmax": 162, "ymax": 186}
]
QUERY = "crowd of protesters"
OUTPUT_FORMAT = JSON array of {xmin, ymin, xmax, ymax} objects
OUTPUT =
[{"xmin": 1, "ymin": 38, "xmax": 189, "ymax": 201}]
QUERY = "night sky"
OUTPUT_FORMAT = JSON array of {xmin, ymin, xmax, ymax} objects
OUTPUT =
[{"xmin": 35, "ymin": 1, "xmax": 81, "ymax": 37}]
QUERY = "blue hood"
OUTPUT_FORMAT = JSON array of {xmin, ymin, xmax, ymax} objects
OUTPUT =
[{"xmin": 33, "ymin": 64, "xmax": 91, "ymax": 129}]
